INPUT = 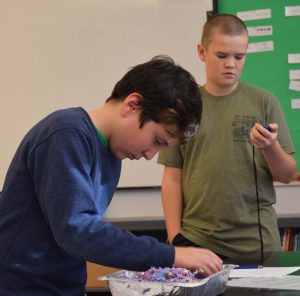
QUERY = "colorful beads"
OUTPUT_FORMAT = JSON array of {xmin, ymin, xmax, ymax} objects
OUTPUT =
[{"xmin": 133, "ymin": 267, "xmax": 204, "ymax": 283}]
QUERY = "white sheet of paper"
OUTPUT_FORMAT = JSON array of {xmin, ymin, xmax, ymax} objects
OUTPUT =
[
  {"xmin": 285, "ymin": 6, "xmax": 300, "ymax": 17},
  {"xmin": 290, "ymin": 70, "xmax": 300, "ymax": 80},
  {"xmin": 289, "ymin": 80, "xmax": 300, "ymax": 92},
  {"xmin": 237, "ymin": 9, "xmax": 271, "ymax": 21},
  {"xmin": 288, "ymin": 53, "xmax": 300, "ymax": 64},
  {"xmin": 247, "ymin": 26, "xmax": 273, "ymax": 37},
  {"xmin": 229, "ymin": 266, "xmax": 300, "ymax": 278},
  {"xmin": 291, "ymin": 99, "xmax": 300, "ymax": 109},
  {"xmin": 247, "ymin": 41, "xmax": 274, "ymax": 53},
  {"xmin": 227, "ymin": 276, "xmax": 300, "ymax": 290}
]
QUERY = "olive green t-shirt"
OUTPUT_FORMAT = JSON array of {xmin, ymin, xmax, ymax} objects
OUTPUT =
[{"xmin": 157, "ymin": 82, "xmax": 295, "ymax": 257}]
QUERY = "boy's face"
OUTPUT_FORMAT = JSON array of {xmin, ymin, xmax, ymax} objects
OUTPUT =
[
  {"xmin": 110, "ymin": 95, "xmax": 180, "ymax": 160},
  {"xmin": 198, "ymin": 32, "xmax": 248, "ymax": 96}
]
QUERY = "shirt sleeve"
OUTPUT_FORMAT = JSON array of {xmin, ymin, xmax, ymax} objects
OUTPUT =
[{"xmin": 157, "ymin": 146, "xmax": 184, "ymax": 168}]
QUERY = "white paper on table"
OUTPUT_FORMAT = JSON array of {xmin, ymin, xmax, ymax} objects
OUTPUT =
[
  {"xmin": 289, "ymin": 80, "xmax": 300, "ymax": 92},
  {"xmin": 237, "ymin": 9, "xmax": 271, "ymax": 21},
  {"xmin": 288, "ymin": 53, "xmax": 300, "ymax": 64},
  {"xmin": 229, "ymin": 266, "xmax": 300, "ymax": 278},
  {"xmin": 247, "ymin": 41, "xmax": 274, "ymax": 53},
  {"xmin": 247, "ymin": 25, "xmax": 273, "ymax": 37},
  {"xmin": 285, "ymin": 6, "xmax": 300, "ymax": 17},
  {"xmin": 290, "ymin": 70, "xmax": 300, "ymax": 80},
  {"xmin": 227, "ymin": 276, "xmax": 300, "ymax": 290},
  {"xmin": 291, "ymin": 99, "xmax": 300, "ymax": 109}
]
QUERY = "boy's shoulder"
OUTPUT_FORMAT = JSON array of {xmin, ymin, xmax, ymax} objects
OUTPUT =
[
  {"xmin": 28, "ymin": 107, "xmax": 93, "ymax": 144},
  {"xmin": 41, "ymin": 107, "xmax": 89, "ymax": 129},
  {"xmin": 46, "ymin": 107, "xmax": 86, "ymax": 121},
  {"xmin": 239, "ymin": 82, "xmax": 275, "ymax": 98}
]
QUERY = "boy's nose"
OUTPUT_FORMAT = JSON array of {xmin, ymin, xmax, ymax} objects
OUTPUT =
[
  {"xmin": 225, "ymin": 57, "xmax": 235, "ymax": 67},
  {"xmin": 143, "ymin": 147, "xmax": 159, "ymax": 160}
]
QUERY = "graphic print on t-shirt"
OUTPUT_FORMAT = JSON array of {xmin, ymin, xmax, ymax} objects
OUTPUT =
[{"xmin": 232, "ymin": 115, "xmax": 255, "ymax": 142}]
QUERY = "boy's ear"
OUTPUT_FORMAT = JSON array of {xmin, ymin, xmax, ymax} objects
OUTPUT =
[
  {"xmin": 121, "ymin": 93, "xmax": 142, "ymax": 116},
  {"xmin": 197, "ymin": 43, "xmax": 206, "ymax": 62}
]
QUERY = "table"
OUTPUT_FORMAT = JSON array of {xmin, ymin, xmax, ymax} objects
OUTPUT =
[
  {"xmin": 221, "ymin": 251, "xmax": 300, "ymax": 296},
  {"xmin": 86, "ymin": 252, "xmax": 300, "ymax": 296}
]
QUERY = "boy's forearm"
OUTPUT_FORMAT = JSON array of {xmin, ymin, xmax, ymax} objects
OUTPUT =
[
  {"xmin": 165, "ymin": 209, "xmax": 182, "ymax": 243},
  {"xmin": 262, "ymin": 140, "xmax": 296, "ymax": 183},
  {"xmin": 161, "ymin": 167, "xmax": 183, "ymax": 243},
  {"xmin": 162, "ymin": 190, "xmax": 183, "ymax": 242}
]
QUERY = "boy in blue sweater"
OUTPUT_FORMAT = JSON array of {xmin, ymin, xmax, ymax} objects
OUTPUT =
[{"xmin": 0, "ymin": 56, "xmax": 222, "ymax": 295}]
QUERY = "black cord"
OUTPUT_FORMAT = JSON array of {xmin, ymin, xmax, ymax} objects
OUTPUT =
[{"xmin": 252, "ymin": 146, "xmax": 264, "ymax": 266}]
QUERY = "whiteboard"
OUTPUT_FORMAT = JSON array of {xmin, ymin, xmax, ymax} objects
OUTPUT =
[{"xmin": 0, "ymin": 0, "xmax": 211, "ymax": 188}]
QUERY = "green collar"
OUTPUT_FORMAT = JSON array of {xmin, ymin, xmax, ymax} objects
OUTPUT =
[{"xmin": 94, "ymin": 126, "xmax": 109, "ymax": 149}]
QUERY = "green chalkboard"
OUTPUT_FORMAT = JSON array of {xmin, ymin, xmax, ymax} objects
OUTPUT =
[{"xmin": 217, "ymin": 0, "xmax": 300, "ymax": 170}]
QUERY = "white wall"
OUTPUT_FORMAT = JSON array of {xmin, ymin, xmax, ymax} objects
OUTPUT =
[
  {"xmin": 2, "ymin": 1, "xmax": 298, "ymax": 221},
  {"xmin": 104, "ymin": 182, "xmax": 300, "ymax": 220},
  {"xmin": 0, "ymin": 0, "xmax": 213, "ymax": 188},
  {"xmin": 273, "ymin": 182, "xmax": 300, "ymax": 216}
]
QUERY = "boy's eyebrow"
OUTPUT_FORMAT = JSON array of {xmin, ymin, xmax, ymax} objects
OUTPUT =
[
  {"xmin": 215, "ymin": 51, "xmax": 228, "ymax": 55},
  {"xmin": 216, "ymin": 51, "xmax": 246, "ymax": 55}
]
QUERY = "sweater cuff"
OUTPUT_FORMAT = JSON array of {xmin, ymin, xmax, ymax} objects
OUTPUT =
[{"xmin": 152, "ymin": 243, "xmax": 175, "ymax": 267}]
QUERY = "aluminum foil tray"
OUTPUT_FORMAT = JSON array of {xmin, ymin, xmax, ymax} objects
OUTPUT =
[{"xmin": 98, "ymin": 265, "xmax": 236, "ymax": 296}]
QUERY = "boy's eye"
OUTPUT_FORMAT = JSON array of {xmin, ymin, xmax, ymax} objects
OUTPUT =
[
  {"xmin": 155, "ymin": 139, "xmax": 162, "ymax": 145},
  {"xmin": 217, "ymin": 54, "xmax": 226, "ymax": 59},
  {"xmin": 155, "ymin": 138, "xmax": 167, "ymax": 147},
  {"xmin": 235, "ymin": 55, "xmax": 245, "ymax": 60}
]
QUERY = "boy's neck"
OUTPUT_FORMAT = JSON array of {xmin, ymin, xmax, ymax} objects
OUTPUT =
[
  {"xmin": 88, "ymin": 101, "xmax": 120, "ymax": 140},
  {"xmin": 204, "ymin": 81, "xmax": 239, "ymax": 96}
]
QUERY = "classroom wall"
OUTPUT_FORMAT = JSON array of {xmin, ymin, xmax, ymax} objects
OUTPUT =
[
  {"xmin": 103, "ymin": 183, "xmax": 300, "ymax": 221},
  {"xmin": 216, "ymin": 0, "xmax": 300, "ymax": 170},
  {"xmin": 0, "ymin": 0, "xmax": 213, "ymax": 188},
  {"xmin": 1, "ymin": 1, "xmax": 299, "ymax": 218}
]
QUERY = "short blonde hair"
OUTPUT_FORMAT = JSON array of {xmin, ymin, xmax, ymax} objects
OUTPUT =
[{"xmin": 201, "ymin": 14, "xmax": 248, "ymax": 48}]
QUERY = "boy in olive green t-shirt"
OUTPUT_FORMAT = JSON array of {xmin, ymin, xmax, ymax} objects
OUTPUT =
[{"xmin": 158, "ymin": 14, "xmax": 296, "ymax": 258}]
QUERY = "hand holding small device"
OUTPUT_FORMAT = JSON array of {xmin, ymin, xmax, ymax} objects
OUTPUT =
[{"xmin": 250, "ymin": 123, "xmax": 278, "ymax": 150}]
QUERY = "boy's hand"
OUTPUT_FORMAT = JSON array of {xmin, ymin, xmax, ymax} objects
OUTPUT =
[
  {"xmin": 250, "ymin": 123, "xmax": 278, "ymax": 150},
  {"xmin": 174, "ymin": 247, "xmax": 223, "ymax": 276}
]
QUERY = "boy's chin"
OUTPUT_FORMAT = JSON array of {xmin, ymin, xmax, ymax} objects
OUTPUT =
[{"xmin": 110, "ymin": 150, "xmax": 124, "ymax": 160}]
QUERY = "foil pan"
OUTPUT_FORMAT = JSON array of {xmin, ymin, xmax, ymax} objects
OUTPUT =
[{"xmin": 98, "ymin": 265, "xmax": 236, "ymax": 296}]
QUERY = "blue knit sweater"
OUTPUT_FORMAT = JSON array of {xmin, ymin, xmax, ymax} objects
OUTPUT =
[{"xmin": 0, "ymin": 108, "xmax": 174, "ymax": 295}]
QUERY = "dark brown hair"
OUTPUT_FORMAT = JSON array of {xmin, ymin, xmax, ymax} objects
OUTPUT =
[{"xmin": 107, "ymin": 55, "xmax": 202, "ymax": 144}]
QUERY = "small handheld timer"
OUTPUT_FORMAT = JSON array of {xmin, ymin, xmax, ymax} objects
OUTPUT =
[{"xmin": 263, "ymin": 124, "xmax": 272, "ymax": 132}]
